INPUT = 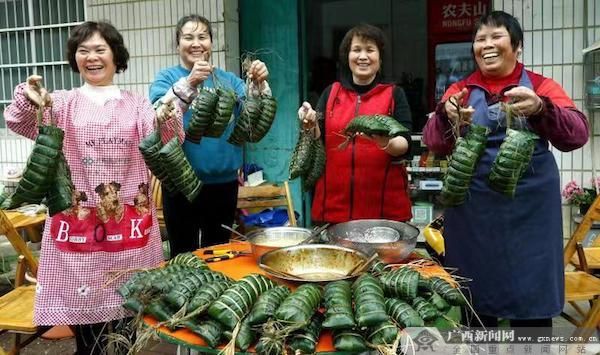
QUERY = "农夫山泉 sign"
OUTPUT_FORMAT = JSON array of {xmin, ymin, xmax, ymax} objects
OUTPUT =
[{"xmin": 428, "ymin": 0, "xmax": 490, "ymax": 34}]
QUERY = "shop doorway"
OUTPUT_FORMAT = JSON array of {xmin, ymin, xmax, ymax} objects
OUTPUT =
[{"xmin": 302, "ymin": 0, "xmax": 429, "ymax": 132}]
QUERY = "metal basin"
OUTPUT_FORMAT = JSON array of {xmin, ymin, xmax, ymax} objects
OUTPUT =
[
  {"xmin": 259, "ymin": 244, "xmax": 368, "ymax": 282},
  {"xmin": 327, "ymin": 219, "xmax": 419, "ymax": 263},
  {"xmin": 245, "ymin": 227, "xmax": 313, "ymax": 262}
]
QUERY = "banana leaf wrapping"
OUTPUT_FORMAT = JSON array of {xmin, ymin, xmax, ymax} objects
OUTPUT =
[
  {"xmin": 167, "ymin": 252, "xmax": 209, "ymax": 269},
  {"xmin": 222, "ymin": 317, "xmax": 257, "ymax": 351},
  {"xmin": 185, "ymin": 280, "xmax": 232, "ymax": 317},
  {"xmin": 303, "ymin": 138, "xmax": 325, "ymax": 190},
  {"xmin": 333, "ymin": 329, "xmax": 369, "ymax": 352},
  {"xmin": 352, "ymin": 274, "xmax": 388, "ymax": 327},
  {"xmin": 428, "ymin": 291, "xmax": 451, "ymax": 312},
  {"xmin": 417, "ymin": 276, "xmax": 431, "ymax": 291},
  {"xmin": 289, "ymin": 130, "xmax": 315, "ymax": 180},
  {"xmin": 118, "ymin": 265, "xmax": 191, "ymax": 313},
  {"xmin": 121, "ymin": 264, "xmax": 188, "ymax": 300},
  {"xmin": 9, "ymin": 125, "xmax": 64, "ymax": 208},
  {"xmin": 370, "ymin": 260, "xmax": 388, "ymax": 274},
  {"xmin": 246, "ymin": 285, "xmax": 291, "ymax": 326},
  {"xmin": 237, "ymin": 317, "xmax": 257, "ymax": 351},
  {"xmin": 46, "ymin": 151, "xmax": 74, "ymax": 216},
  {"xmin": 255, "ymin": 320, "xmax": 287, "ymax": 355},
  {"xmin": 122, "ymin": 297, "xmax": 145, "ymax": 313},
  {"xmin": 274, "ymin": 283, "xmax": 322, "ymax": 326},
  {"xmin": 144, "ymin": 267, "xmax": 197, "ymax": 304},
  {"xmin": 429, "ymin": 276, "xmax": 465, "ymax": 306},
  {"xmin": 207, "ymin": 273, "xmax": 276, "ymax": 329},
  {"xmin": 0, "ymin": 192, "xmax": 9, "ymax": 209},
  {"xmin": 186, "ymin": 317, "xmax": 223, "ymax": 348},
  {"xmin": 158, "ymin": 137, "xmax": 202, "ymax": 202},
  {"xmin": 367, "ymin": 320, "xmax": 399, "ymax": 346},
  {"xmin": 187, "ymin": 88, "xmax": 219, "ymax": 142},
  {"xmin": 123, "ymin": 265, "xmax": 189, "ymax": 313},
  {"xmin": 255, "ymin": 334, "xmax": 284, "ymax": 355},
  {"xmin": 343, "ymin": 114, "xmax": 409, "ymax": 137},
  {"xmin": 412, "ymin": 296, "xmax": 440, "ymax": 321},
  {"xmin": 228, "ymin": 97, "xmax": 261, "ymax": 146},
  {"xmin": 163, "ymin": 269, "xmax": 230, "ymax": 310},
  {"xmin": 288, "ymin": 312, "xmax": 323, "ymax": 354},
  {"xmin": 322, "ymin": 280, "xmax": 355, "ymax": 329},
  {"xmin": 117, "ymin": 270, "xmax": 153, "ymax": 299},
  {"xmin": 440, "ymin": 124, "xmax": 488, "ymax": 207},
  {"xmin": 247, "ymin": 94, "xmax": 277, "ymax": 143},
  {"xmin": 138, "ymin": 131, "xmax": 175, "ymax": 193},
  {"xmin": 379, "ymin": 266, "xmax": 420, "ymax": 300},
  {"xmin": 488, "ymin": 129, "xmax": 538, "ymax": 197},
  {"xmin": 204, "ymin": 88, "xmax": 237, "ymax": 138},
  {"xmin": 145, "ymin": 300, "xmax": 175, "ymax": 323},
  {"xmin": 385, "ymin": 298, "xmax": 424, "ymax": 328}
]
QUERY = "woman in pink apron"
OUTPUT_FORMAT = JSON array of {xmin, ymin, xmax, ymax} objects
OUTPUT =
[{"xmin": 4, "ymin": 21, "xmax": 182, "ymax": 354}]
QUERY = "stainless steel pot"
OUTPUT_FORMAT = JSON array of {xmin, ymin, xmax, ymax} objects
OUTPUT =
[
  {"xmin": 259, "ymin": 244, "xmax": 368, "ymax": 282},
  {"xmin": 327, "ymin": 219, "xmax": 419, "ymax": 263},
  {"xmin": 245, "ymin": 226, "xmax": 313, "ymax": 262}
]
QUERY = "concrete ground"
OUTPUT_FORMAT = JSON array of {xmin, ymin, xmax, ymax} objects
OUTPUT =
[{"xmin": 0, "ymin": 334, "xmax": 180, "ymax": 355}]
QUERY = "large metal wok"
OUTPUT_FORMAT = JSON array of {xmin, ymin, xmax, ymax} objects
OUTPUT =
[{"xmin": 327, "ymin": 219, "xmax": 419, "ymax": 263}]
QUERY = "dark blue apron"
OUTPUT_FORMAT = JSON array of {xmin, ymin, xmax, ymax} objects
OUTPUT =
[{"xmin": 444, "ymin": 69, "xmax": 564, "ymax": 319}]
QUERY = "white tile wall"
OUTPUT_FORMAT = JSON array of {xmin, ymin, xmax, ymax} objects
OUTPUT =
[
  {"xmin": 87, "ymin": 0, "xmax": 239, "ymax": 97},
  {"xmin": 0, "ymin": 137, "xmax": 34, "ymax": 176},
  {"xmin": 0, "ymin": 0, "xmax": 240, "ymax": 178},
  {"xmin": 495, "ymin": 0, "xmax": 600, "ymax": 237}
]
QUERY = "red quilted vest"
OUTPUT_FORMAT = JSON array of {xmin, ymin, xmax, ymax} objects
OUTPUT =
[{"xmin": 311, "ymin": 82, "xmax": 412, "ymax": 223}]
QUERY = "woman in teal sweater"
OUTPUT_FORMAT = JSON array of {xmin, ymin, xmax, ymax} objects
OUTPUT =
[{"xmin": 149, "ymin": 14, "xmax": 270, "ymax": 255}]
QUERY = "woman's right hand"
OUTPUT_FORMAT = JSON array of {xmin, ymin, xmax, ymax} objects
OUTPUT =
[
  {"xmin": 187, "ymin": 60, "xmax": 213, "ymax": 88},
  {"xmin": 298, "ymin": 101, "xmax": 317, "ymax": 130},
  {"xmin": 24, "ymin": 75, "xmax": 52, "ymax": 107},
  {"xmin": 444, "ymin": 88, "xmax": 474, "ymax": 126}
]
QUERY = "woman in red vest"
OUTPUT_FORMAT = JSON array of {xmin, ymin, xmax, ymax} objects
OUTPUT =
[{"xmin": 299, "ymin": 24, "xmax": 413, "ymax": 224}]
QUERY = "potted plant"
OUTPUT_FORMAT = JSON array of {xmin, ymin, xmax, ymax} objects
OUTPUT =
[{"xmin": 562, "ymin": 177, "xmax": 600, "ymax": 215}]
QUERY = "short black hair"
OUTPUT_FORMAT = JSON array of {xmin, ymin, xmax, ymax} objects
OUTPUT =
[
  {"xmin": 175, "ymin": 15, "xmax": 213, "ymax": 45},
  {"xmin": 66, "ymin": 21, "xmax": 129, "ymax": 73},
  {"xmin": 473, "ymin": 11, "xmax": 523, "ymax": 51},
  {"xmin": 338, "ymin": 23, "xmax": 386, "ymax": 69}
]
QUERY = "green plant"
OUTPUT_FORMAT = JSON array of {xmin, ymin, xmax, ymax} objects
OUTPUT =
[{"xmin": 562, "ymin": 178, "xmax": 600, "ymax": 208}]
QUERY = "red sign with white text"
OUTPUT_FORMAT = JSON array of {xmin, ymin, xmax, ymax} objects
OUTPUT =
[
  {"xmin": 50, "ymin": 204, "xmax": 153, "ymax": 253},
  {"xmin": 428, "ymin": 0, "xmax": 490, "ymax": 34}
]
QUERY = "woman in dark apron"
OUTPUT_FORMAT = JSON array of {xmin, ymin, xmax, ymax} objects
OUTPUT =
[{"xmin": 423, "ymin": 11, "xmax": 589, "ymax": 327}]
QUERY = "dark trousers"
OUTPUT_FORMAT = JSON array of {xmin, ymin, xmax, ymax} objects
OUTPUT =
[
  {"xmin": 74, "ymin": 318, "xmax": 134, "ymax": 355},
  {"xmin": 162, "ymin": 180, "xmax": 239, "ymax": 256},
  {"xmin": 473, "ymin": 313, "xmax": 553, "ymax": 328},
  {"xmin": 463, "ymin": 308, "xmax": 553, "ymax": 341}
]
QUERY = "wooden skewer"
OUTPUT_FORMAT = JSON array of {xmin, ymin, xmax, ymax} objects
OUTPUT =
[
  {"xmin": 299, "ymin": 223, "xmax": 330, "ymax": 245},
  {"xmin": 259, "ymin": 264, "xmax": 304, "ymax": 281},
  {"xmin": 347, "ymin": 253, "xmax": 379, "ymax": 277},
  {"xmin": 221, "ymin": 224, "xmax": 248, "ymax": 241}
]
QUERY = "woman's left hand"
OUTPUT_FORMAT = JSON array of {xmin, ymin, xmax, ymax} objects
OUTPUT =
[
  {"xmin": 247, "ymin": 60, "xmax": 269, "ymax": 84},
  {"xmin": 156, "ymin": 97, "xmax": 176, "ymax": 123},
  {"xmin": 361, "ymin": 134, "xmax": 408, "ymax": 156},
  {"xmin": 369, "ymin": 134, "xmax": 390, "ymax": 149},
  {"xmin": 504, "ymin": 86, "xmax": 544, "ymax": 117}
]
